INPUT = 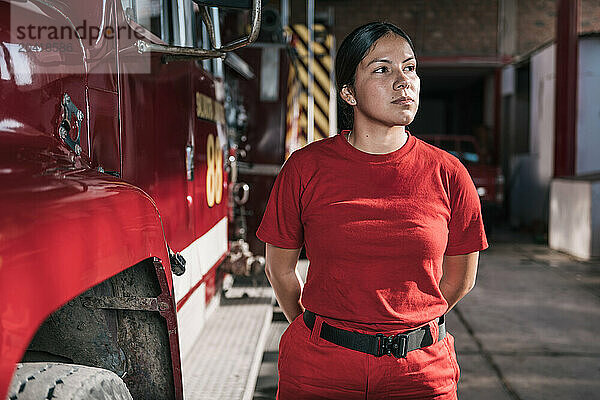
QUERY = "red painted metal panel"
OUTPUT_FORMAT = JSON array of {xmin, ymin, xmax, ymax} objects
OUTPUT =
[
  {"xmin": 0, "ymin": 127, "xmax": 169, "ymax": 398},
  {"xmin": 0, "ymin": 1, "xmax": 89, "ymax": 154},
  {"xmin": 118, "ymin": 59, "xmax": 196, "ymax": 249},
  {"xmin": 115, "ymin": 4, "xmax": 228, "ymax": 251},
  {"xmin": 88, "ymin": 88, "xmax": 121, "ymax": 173}
]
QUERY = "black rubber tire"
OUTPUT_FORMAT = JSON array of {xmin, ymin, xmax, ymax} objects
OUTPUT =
[{"xmin": 7, "ymin": 362, "xmax": 133, "ymax": 400}]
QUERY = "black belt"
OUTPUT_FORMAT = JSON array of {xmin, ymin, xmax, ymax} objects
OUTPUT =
[{"xmin": 303, "ymin": 310, "xmax": 446, "ymax": 358}]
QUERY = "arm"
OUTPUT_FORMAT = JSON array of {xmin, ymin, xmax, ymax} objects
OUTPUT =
[
  {"xmin": 264, "ymin": 243, "xmax": 304, "ymax": 323},
  {"xmin": 439, "ymin": 251, "xmax": 480, "ymax": 313}
]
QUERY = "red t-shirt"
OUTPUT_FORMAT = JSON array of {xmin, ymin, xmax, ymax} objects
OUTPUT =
[{"xmin": 256, "ymin": 131, "xmax": 488, "ymax": 333}]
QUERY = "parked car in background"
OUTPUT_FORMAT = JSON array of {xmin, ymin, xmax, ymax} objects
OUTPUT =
[{"xmin": 416, "ymin": 134, "xmax": 504, "ymax": 233}]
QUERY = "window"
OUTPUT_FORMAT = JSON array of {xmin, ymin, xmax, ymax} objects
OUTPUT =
[
  {"xmin": 173, "ymin": 0, "xmax": 197, "ymax": 47},
  {"xmin": 121, "ymin": 0, "xmax": 203, "ymax": 48},
  {"xmin": 121, "ymin": 0, "xmax": 172, "ymax": 43}
]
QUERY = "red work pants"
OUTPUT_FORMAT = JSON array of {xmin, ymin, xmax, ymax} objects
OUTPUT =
[{"xmin": 277, "ymin": 313, "xmax": 460, "ymax": 400}]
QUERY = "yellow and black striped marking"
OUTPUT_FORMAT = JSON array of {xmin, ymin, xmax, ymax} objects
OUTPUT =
[{"xmin": 285, "ymin": 24, "xmax": 334, "ymax": 156}]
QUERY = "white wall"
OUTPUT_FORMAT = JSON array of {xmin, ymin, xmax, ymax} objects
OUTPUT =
[
  {"xmin": 593, "ymin": 180, "xmax": 600, "ymax": 256},
  {"xmin": 508, "ymin": 43, "xmax": 556, "ymax": 227},
  {"xmin": 530, "ymin": 43, "xmax": 556, "ymax": 187},
  {"xmin": 577, "ymin": 37, "xmax": 600, "ymax": 176},
  {"xmin": 508, "ymin": 36, "xmax": 600, "ymax": 248},
  {"xmin": 550, "ymin": 178, "xmax": 600, "ymax": 259},
  {"xmin": 548, "ymin": 36, "xmax": 600, "ymax": 258}
]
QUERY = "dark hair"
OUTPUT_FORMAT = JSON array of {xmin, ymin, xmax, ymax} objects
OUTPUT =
[{"xmin": 335, "ymin": 22, "xmax": 416, "ymax": 130}]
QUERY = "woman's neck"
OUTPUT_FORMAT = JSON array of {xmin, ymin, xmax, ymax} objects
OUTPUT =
[{"xmin": 348, "ymin": 121, "xmax": 408, "ymax": 154}]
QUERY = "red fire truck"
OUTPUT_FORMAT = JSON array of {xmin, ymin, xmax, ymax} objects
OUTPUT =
[{"xmin": 0, "ymin": 0, "xmax": 265, "ymax": 398}]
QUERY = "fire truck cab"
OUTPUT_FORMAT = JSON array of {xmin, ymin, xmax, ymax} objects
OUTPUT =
[{"xmin": 0, "ymin": 0, "xmax": 262, "ymax": 398}]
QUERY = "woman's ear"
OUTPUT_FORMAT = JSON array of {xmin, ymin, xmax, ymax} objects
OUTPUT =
[{"xmin": 341, "ymin": 85, "xmax": 357, "ymax": 106}]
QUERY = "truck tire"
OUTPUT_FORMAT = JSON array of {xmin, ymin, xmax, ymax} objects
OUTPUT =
[{"xmin": 7, "ymin": 362, "xmax": 133, "ymax": 400}]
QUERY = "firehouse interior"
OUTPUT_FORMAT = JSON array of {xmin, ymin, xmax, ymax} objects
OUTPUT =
[{"xmin": 1, "ymin": 1, "xmax": 599, "ymax": 399}]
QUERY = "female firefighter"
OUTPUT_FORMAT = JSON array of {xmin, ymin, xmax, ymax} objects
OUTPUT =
[{"xmin": 256, "ymin": 21, "xmax": 488, "ymax": 399}]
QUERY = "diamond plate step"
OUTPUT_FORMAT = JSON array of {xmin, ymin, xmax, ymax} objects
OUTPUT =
[{"xmin": 182, "ymin": 287, "xmax": 274, "ymax": 400}]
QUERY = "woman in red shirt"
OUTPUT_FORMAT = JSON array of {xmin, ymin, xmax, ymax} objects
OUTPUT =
[{"xmin": 257, "ymin": 21, "xmax": 488, "ymax": 399}]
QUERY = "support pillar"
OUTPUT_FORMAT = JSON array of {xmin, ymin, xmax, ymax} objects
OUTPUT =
[{"xmin": 554, "ymin": 0, "xmax": 579, "ymax": 177}]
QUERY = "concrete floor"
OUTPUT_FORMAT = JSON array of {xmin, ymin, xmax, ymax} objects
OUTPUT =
[{"xmin": 252, "ymin": 226, "xmax": 600, "ymax": 400}]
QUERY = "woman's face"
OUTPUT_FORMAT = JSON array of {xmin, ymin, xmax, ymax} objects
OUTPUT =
[{"xmin": 343, "ymin": 33, "xmax": 420, "ymax": 128}]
